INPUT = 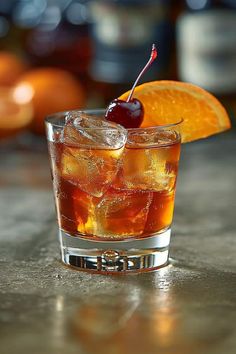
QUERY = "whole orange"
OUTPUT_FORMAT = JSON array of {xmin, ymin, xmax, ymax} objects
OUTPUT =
[
  {"xmin": 0, "ymin": 51, "xmax": 27, "ymax": 86},
  {"xmin": 16, "ymin": 68, "xmax": 86, "ymax": 134},
  {"xmin": 0, "ymin": 87, "xmax": 33, "ymax": 139}
]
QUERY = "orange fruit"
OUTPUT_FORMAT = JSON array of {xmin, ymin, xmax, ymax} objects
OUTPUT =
[
  {"xmin": 16, "ymin": 68, "xmax": 86, "ymax": 134},
  {"xmin": 119, "ymin": 80, "xmax": 231, "ymax": 143},
  {"xmin": 0, "ymin": 87, "xmax": 33, "ymax": 139},
  {"xmin": 0, "ymin": 51, "xmax": 27, "ymax": 86}
]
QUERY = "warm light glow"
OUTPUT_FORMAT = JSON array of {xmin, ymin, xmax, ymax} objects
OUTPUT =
[
  {"xmin": 154, "ymin": 313, "xmax": 176, "ymax": 337},
  {"xmin": 13, "ymin": 82, "xmax": 34, "ymax": 104},
  {"xmin": 55, "ymin": 295, "xmax": 64, "ymax": 312}
]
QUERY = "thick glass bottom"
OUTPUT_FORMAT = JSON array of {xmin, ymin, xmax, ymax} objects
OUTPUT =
[{"xmin": 59, "ymin": 228, "xmax": 171, "ymax": 273}]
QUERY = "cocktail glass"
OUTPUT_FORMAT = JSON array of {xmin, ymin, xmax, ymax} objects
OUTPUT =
[{"xmin": 46, "ymin": 110, "xmax": 181, "ymax": 273}]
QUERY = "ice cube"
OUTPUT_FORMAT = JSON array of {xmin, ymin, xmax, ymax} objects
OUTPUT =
[
  {"xmin": 144, "ymin": 190, "xmax": 175, "ymax": 234},
  {"xmin": 95, "ymin": 188, "xmax": 153, "ymax": 238},
  {"xmin": 114, "ymin": 130, "xmax": 180, "ymax": 192},
  {"xmin": 58, "ymin": 185, "xmax": 99, "ymax": 235},
  {"xmin": 63, "ymin": 111, "xmax": 127, "ymax": 149},
  {"xmin": 61, "ymin": 146, "xmax": 124, "ymax": 197},
  {"xmin": 56, "ymin": 178, "xmax": 78, "ymax": 234},
  {"xmin": 126, "ymin": 128, "xmax": 179, "ymax": 147},
  {"xmin": 73, "ymin": 189, "xmax": 99, "ymax": 235},
  {"xmin": 61, "ymin": 112, "xmax": 127, "ymax": 197}
]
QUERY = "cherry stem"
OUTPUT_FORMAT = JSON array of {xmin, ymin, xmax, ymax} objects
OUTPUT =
[{"xmin": 127, "ymin": 43, "xmax": 158, "ymax": 102}]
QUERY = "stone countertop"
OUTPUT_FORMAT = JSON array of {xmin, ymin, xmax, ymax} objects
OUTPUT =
[{"xmin": 0, "ymin": 132, "xmax": 235, "ymax": 354}]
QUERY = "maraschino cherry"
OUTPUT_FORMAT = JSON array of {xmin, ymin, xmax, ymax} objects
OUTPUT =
[{"xmin": 105, "ymin": 44, "xmax": 158, "ymax": 128}]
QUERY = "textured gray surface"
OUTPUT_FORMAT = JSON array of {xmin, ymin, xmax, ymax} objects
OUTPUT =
[{"xmin": 0, "ymin": 132, "xmax": 236, "ymax": 354}]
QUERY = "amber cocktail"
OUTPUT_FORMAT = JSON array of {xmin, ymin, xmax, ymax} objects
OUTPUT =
[{"xmin": 46, "ymin": 110, "xmax": 181, "ymax": 273}]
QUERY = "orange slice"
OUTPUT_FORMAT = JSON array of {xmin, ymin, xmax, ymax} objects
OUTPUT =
[
  {"xmin": 119, "ymin": 80, "xmax": 231, "ymax": 143},
  {"xmin": 0, "ymin": 87, "xmax": 33, "ymax": 139}
]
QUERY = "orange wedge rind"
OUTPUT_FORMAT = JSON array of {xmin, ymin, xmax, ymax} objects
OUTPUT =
[{"xmin": 119, "ymin": 80, "xmax": 231, "ymax": 143}]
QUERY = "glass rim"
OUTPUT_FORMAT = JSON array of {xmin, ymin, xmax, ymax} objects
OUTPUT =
[{"xmin": 45, "ymin": 109, "xmax": 183, "ymax": 131}]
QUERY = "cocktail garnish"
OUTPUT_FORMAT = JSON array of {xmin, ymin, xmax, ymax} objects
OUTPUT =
[{"xmin": 105, "ymin": 44, "xmax": 157, "ymax": 128}]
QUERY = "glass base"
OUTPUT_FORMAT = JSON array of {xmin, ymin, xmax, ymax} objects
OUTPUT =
[{"xmin": 59, "ymin": 228, "xmax": 171, "ymax": 273}]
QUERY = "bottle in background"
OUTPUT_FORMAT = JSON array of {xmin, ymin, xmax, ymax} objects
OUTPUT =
[
  {"xmin": 88, "ymin": 0, "xmax": 174, "ymax": 106},
  {"xmin": 0, "ymin": 1, "xmax": 20, "ymax": 52},
  {"xmin": 176, "ymin": 0, "xmax": 236, "ymax": 122},
  {"xmin": 11, "ymin": 0, "xmax": 92, "ymax": 84}
]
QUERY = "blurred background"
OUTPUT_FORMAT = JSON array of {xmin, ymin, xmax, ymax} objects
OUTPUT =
[
  {"xmin": 1, "ymin": 4, "xmax": 236, "ymax": 354},
  {"xmin": 0, "ymin": 0, "xmax": 235, "ymax": 142}
]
